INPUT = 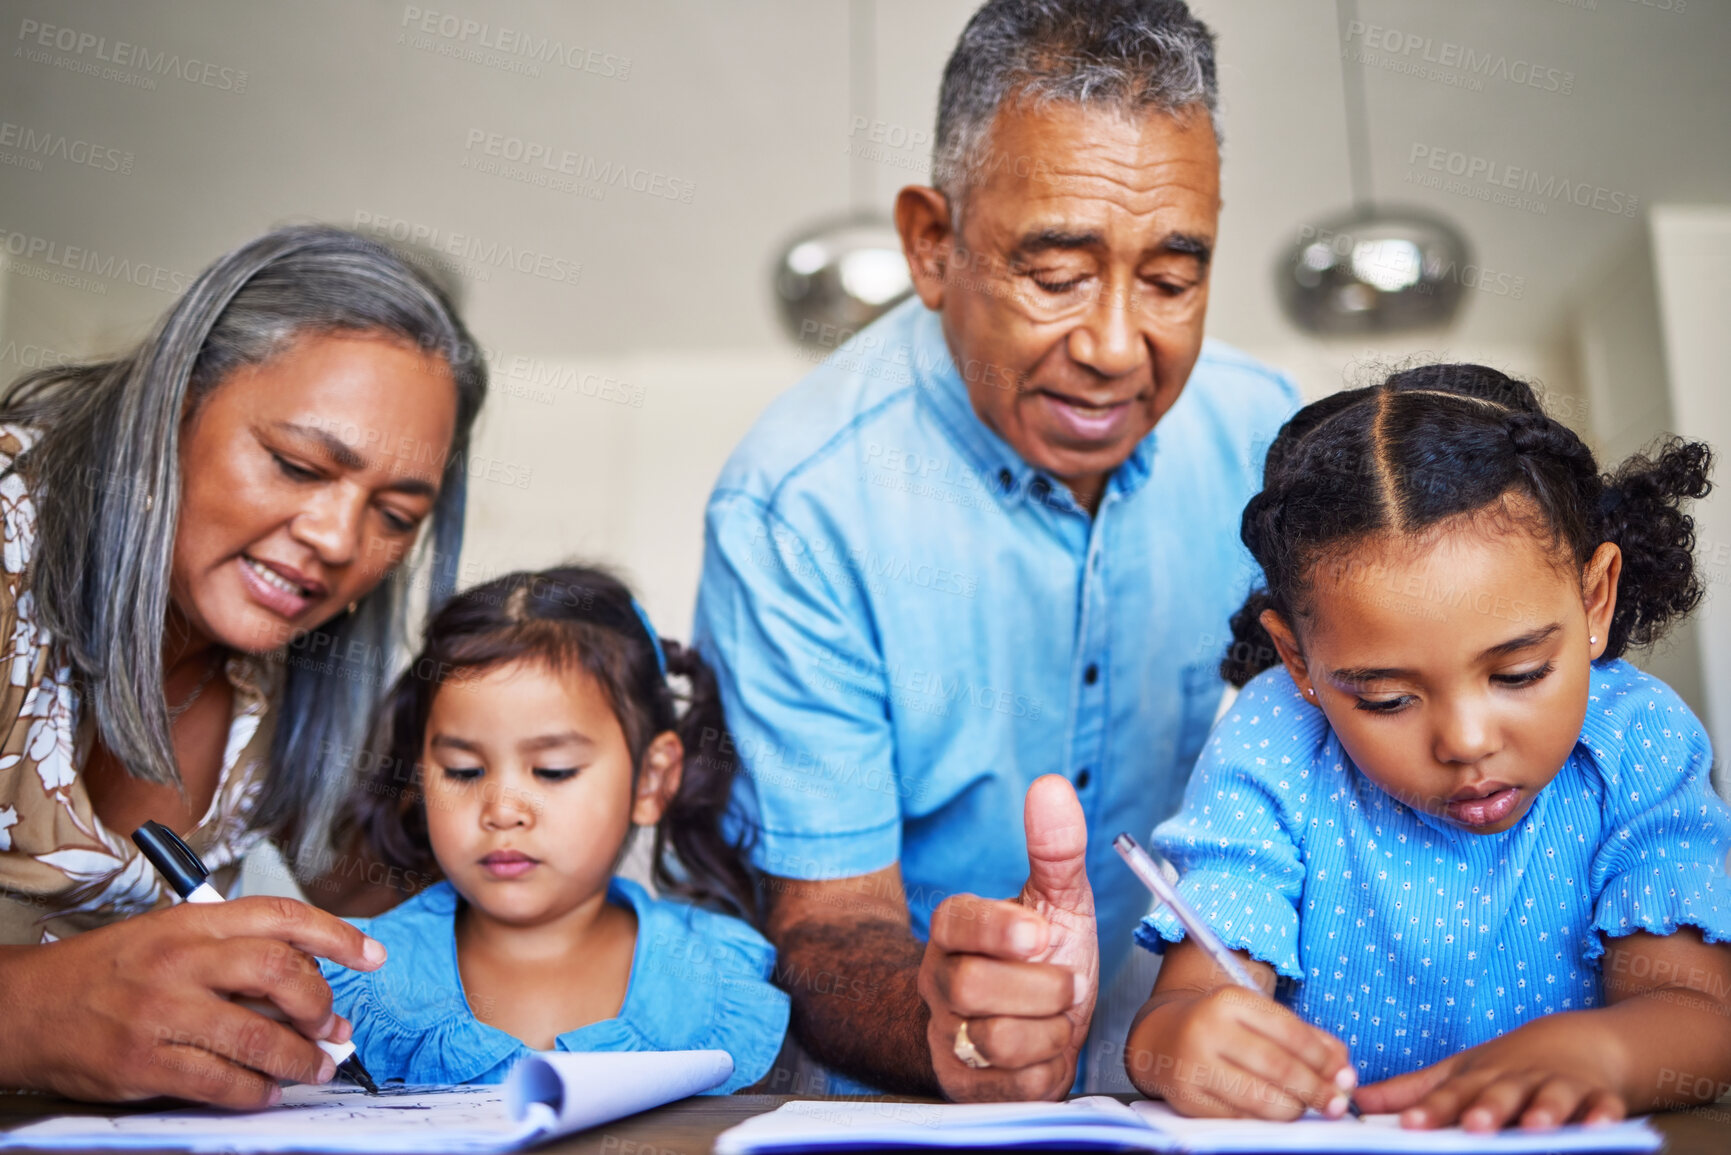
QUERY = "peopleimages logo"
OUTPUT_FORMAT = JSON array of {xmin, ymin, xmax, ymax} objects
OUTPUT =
[
  {"xmin": 399, "ymin": 7, "xmax": 630, "ymax": 79},
  {"xmin": 461, "ymin": 129, "xmax": 696, "ymax": 204},
  {"xmin": 1343, "ymin": 20, "xmax": 1575, "ymax": 94},
  {"xmin": 0, "ymin": 121, "xmax": 134, "ymax": 174},
  {"xmin": 1406, "ymin": 144, "xmax": 1638, "ymax": 217},
  {"xmin": 0, "ymin": 228, "xmax": 193, "ymax": 295},
  {"xmin": 14, "ymin": 19, "xmax": 249, "ymax": 93},
  {"xmin": 351, "ymin": 212, "xmax": 583, "ymax": 287}
]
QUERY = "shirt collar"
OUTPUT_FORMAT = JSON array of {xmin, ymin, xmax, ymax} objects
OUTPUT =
[
  {"xmin": 379, "ymin": 877, "xmax": 721, "ymax": 1057},
  {"xmin": 907, "ymin": 302, "xmax": 1159, "ymax": 508},
  {"xmin": 583, "ymin": 875, "xmax": 715, "ymax": 1051}
]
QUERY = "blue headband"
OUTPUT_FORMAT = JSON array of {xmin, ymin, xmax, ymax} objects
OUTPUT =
[{"xmin": 630, "ymin": 597, "xmax": 668, "ymax": 679}]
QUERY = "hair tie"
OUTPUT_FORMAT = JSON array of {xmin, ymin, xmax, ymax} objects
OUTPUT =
[{"xmin": 630, "ymin": 597, "xmax": 668, "ymax": 679}]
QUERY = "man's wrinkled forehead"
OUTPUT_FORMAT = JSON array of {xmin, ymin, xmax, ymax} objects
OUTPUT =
[{"xmin": 956, "ymin": 100, "xmax": 1220, "ymax": 235}]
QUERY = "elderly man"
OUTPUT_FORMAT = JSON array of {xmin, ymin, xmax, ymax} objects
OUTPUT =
[{"xmin": 694, "ymin": 0, "xmax": 1299, "ymax": 1100}]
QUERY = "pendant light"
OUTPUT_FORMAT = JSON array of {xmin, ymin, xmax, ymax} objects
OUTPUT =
[
  {"xmin": 1275, "ymin": 0, "xmax": 1471, "ymax": 335},
  {"xmin": 773, "ymin": 0, "xmax": 912, "ymax": 344}
]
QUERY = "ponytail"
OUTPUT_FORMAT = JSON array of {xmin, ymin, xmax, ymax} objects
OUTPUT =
[
  {"xmin": 654, "ymin": 641, "xmax": 757, "ymax": 923},
  {"xmin": 1595, "ymin": 437, "xmax": 1712, "ymax": 659}
]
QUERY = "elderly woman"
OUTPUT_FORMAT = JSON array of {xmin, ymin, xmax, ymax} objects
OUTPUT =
[{"xmin": 0, "ymin": 226, "xmax": 486, "ymax": 1106}]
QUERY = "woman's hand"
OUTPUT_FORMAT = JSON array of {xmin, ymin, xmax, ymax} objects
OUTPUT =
[
  {"xmin": 0, "ymin": 895, "xmax": 385, "ymax": 1107},
  {"xmin": 1355, "ymin": 1017, "xmax": 1627, "ymax": 1131}
]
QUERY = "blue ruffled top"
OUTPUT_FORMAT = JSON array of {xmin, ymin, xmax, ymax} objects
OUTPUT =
[
  {"xmin": 1136, "ymin": 659, "xmax": 1731, "ymax": 1083},
  {"xmin": 320, "ymin": 876, "xmax": 789, "ymax": 1091}
]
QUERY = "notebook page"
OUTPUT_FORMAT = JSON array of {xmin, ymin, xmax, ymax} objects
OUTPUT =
[
  {"xmin": 1129, "ymin": 1100, "xmax": 1662, "ymax": 1154},
  {"xmin": 714, "ymin": 1096, "xmax": 1176, "ymax": 1154},
  {"xmin": 505, "ymin": 1050, "xmax": 734, "ymax": 1134},
  {"xmin": 0, "ymin": 1084, "xmax": 541, "ymax": 1154},
  {"xmin": 0, "ymin": 1049, "xmax": 735, "ymax": 1153}
]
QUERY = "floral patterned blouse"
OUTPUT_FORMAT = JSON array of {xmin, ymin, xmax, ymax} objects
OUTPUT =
[{"xmin": 0, "ymin": 425, "xmax": 283, "ymax": 945}]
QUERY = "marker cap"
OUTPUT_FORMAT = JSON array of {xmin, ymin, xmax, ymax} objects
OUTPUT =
[{"xmin": 131, "ymin": 820, "xmax": 211, "ymax": 900}]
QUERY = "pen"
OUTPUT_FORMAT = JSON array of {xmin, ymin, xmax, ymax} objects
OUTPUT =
[
  {"xmin": 131, "ymin": 820, "xmax": 379, "ymax": 1094},
  {"xmin": 1113, "ymin": 831, "xmax": 1361, "ymax": 1119}
]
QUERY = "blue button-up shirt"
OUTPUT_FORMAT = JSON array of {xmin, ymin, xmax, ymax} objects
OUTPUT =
[{"xmin": 693, "ymin": 297, "xmax": 1299, "ymax": 991}]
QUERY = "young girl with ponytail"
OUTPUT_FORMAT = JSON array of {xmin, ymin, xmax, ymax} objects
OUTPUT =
[
  {"xmin": 322, "ymin": 566, "xmax": 787, "ymax": 1090},
  {"xmin": 1124, "ymin": 365, "xmax": 1731, "ymax": 1130}
]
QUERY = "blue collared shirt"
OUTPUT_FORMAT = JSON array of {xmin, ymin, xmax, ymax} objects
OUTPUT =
[
  {"xmin": 319, "ymin": 877, "xmax": 789, "ymax": 1091},
  {"xmin": 693, "ymin": 297, "xmax": 1300, "ymax": 991}
]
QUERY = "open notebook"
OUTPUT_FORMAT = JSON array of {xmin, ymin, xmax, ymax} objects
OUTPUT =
[
  {"xmin": 0, "ymin": 1050, "xmax": 732, "ymax": 1153},
  {"xmin": 715, "ymin": 1096, "xmax": 1662, "ymax": 1155}
]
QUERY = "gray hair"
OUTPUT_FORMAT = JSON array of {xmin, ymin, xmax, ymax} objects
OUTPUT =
[
  {"xmin": 933, "ymin": 0, "xmax": 1221, "ymax": 214},
  {"xmin": 0, "ymin": 225, "xmax": 487, "ymax": 873}
]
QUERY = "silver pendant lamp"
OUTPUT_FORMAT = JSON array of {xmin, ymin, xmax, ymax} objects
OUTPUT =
[{"xmin": 1276, "ymin": 0, "xmax": 1472, "ymax": 335}]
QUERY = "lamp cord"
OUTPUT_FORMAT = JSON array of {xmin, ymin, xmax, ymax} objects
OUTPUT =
[
  {"xmin": 1336, "ymin": 0, "xmax": 1374, "ymax": 214},
  {"xmin": 848, "ymin": 0, "xmax": 876, "ymax": 217}
]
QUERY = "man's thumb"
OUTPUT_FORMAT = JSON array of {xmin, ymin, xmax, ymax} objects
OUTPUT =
[{"xmin": 1022, "ymin": 774, "xmax": 1093, "ymax": 916}]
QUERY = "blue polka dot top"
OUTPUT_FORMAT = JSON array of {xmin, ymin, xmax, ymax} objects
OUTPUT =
[{"xmin": 1135, "ymin": 660, "xmax": 1731, "ymax": 1083}]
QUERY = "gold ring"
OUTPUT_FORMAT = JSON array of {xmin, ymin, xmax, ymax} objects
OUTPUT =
[{"xmin": 953, "ymin": 1020, "xmax": 991, "ymax": 1069}]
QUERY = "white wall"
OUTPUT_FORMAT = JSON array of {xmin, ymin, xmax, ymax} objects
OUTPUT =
[
  {"xmin": 461, "ymin": 347, "xmax": 809, "ymax": 633},
  {"xmin": 1650, "ymin": 206, "xmax": 1731, "ymax": 777}
]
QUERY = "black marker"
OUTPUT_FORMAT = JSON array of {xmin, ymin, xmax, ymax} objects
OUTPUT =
[{"xmin": 132, "ymin": 821, "xmax": 379, "ymax": 1094}]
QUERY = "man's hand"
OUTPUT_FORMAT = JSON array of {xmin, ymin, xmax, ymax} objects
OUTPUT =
[
  {"xmin": 0, "ymin": 896, "xmax": 386, "ymax": 1106},
  {"xmin": 918, "ymin": 774, "xmax": 1098, "ymax": 1101}
]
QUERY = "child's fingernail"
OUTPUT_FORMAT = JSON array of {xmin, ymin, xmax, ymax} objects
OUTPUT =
[
  {"xmin": 1010, "ymin": 920, "xmax": 1038, "ymax": 955},
  {"xmin": 362, "ymin": 937, "xmax": 387, "ymax": 966},
  {"xmin": 316, "ymin": 1055, "xmax": 336, "ymax": 1084},
  {"xmin": 267, "ymin": 1085, "xmax": 283, "ymax": 1106},
  {"xmin": 1335, "ymin": 1066, "xmax": 1358, "ymax": 1090},
  {"xmin": 318, "ymin": 1013, "xmax": 338, "ymax": 1039},
  {"xmin": 1327, "ymin": 1094, "xmax": 1349, "ymax": 1117}
]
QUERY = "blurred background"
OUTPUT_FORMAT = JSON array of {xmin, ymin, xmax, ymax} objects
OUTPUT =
[{"xmin": 1, "ymin": 0, "xmax": 1728, "ymax": 760}]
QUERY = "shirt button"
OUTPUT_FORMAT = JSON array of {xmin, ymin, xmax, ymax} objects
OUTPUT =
[
  {"xmin": 1075, "ymin": 768, "xmax": 1092, "ymax": 790},
  {"xmin": 1030, "ymin": 477, "xmax": 1051, "ymax": 501},
  {"xmin": 997, "ymin": 468, "xmax": 1013, "ymax": 492},
  {"xmin": 1084, "ymin": 663, "xmax": 1099, "ymax": 685}
]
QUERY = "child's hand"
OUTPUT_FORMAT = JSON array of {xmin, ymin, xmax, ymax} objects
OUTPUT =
[
  {"xmin": 1356, "ymin": 1026, "xmax": 1626, "ymax": 1131},
  {"xmin": 1139, "ymin": 984, "xmax": 1358, "ymax": 1120}
]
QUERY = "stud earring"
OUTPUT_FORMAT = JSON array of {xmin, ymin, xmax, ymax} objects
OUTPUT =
[
  {"xmin": 1590, "ymin": 635, "xmax": 1598, "ymax": 645},
  {"xmin": 1305, "ymin": 687, "xmax": 1315, "ymax": 698},
  {"xmin": 348, "ymin": 600, "xmax": 358, "ymax": 615}
]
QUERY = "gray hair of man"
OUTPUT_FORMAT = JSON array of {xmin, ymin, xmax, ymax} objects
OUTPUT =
[
  {"xmin": 932, "ymin": 0, "xmax": 1221, "ymax": 228},
  {"xmin": 0, "ymin": 224, "xmax": 487, "ymax": 874}
]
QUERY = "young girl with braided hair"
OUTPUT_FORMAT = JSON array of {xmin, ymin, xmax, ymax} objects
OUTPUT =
[
  {"xmin": 320, "ymin": 565, "xmax": 788, "ymax": 1089},
  {"xmin": 1123, "ymin": 364, "xmax": 1731, "ymax": 1130}
]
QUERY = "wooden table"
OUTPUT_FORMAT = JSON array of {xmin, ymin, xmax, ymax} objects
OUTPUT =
[{"xmin": 3, "ymin": 1092, "xmax": 1729, "ymax": 1154}]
